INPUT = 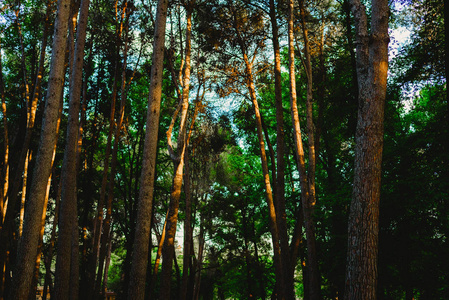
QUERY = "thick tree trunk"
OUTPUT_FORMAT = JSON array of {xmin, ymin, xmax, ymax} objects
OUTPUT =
[
  {"xmin": 7, "ymin": 0, "xmax": 71, "ymax": 296},
  {"xmin": 344, "ymin": 0, "xmax": 389, "ymax": 298},
  {"xmin": 53, "ymin": 0, "xmax": 90, "ymax": 297},
  {"xmin": 127, "ymin": 1, "xmax": 169, "ymax": 299}
]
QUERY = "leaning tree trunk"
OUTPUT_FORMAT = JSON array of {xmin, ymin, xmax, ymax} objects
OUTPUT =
[
  {"xmin": 242, "ymin": 51, "xmax": 285, "ymax": 300},
  {"xmin": 7, "ymin": 0, "xmax": 72, "ymax": 296},
  {"xmin": 344, "ymin": 0, "xmax": 389, "ymax": 298},
  {"xmin": 127, "ymin": 1, "xmax": 169, "ymax": 299},
  {"xmin": 160, "ymin": 4, "xmax": 194, "ymax": 297}
]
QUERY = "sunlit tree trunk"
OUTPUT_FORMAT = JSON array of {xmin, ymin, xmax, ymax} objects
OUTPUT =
[
  {"xmin": 244, "ymin": 47, "xmax": 285, "ymax": 300},
  {"xmin": 0, "ymin": 40, "xmax": 9, "ymax": 227},
  {"xmin": 18, "ymin": 151, "xmax": 31, "ymax": 239},
  {"xmin": 127, "ymin": 1, "xmax": 169, "ymax": 299},
  {"xmin": 344, "ymin": 0, "xmax": 389, "ymax": 298},
  {"xmin": 0, "ymin": 4, "xmax": 53, "ymax": 286},
  {"xmin": 160, "ymin": 3, "xmax": 194, "ymax": 297},
  {"xmin": 181, "ymin": 67, "xmax": 203, "ymax": 300},
  {"xmin": 7, "ymin": 0, "xmax": 71, "ymax": 296},
  {"xmin": 53, "ymin": 0, "xmax": 90, "ymax": 297},
  {"xmin": 297, "ymin": 0, "xmax": 321, "ymax": 298},
  {"xmin": 0, "ymin": 40, "xmax": 9, "ymax": 300},
  {"xmin": 268, "ymin": 0, "xmax": 295, "ymax": 298}
]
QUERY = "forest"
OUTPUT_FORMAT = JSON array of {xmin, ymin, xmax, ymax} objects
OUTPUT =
[{"xmin": 0, "ymin": 0, "xmax": 447, "ymax": 298}]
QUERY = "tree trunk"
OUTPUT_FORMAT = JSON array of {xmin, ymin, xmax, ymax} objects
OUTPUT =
[
  {"xmin": 244, "ymin": 52, "xmax": 285, "ymax": 300},
  {"xmin": 96, "ymin": 5, "xmax": 129, "ymax": 296},
  {"xmin": 53, "ymin": 0, "xmax": 90, "ymax": 297},
  {"xmin": 160, "ymin": 4, "xmax": 193, "ymax": 296},
  {"xmin": 269, "ymin": 0, "xmax": 294, "ymax": 298},
  {"xmin": 298, "ymin": 1, "xmax": 321, "ymax": 298},
  {"xmin": 18, "ymin": 150, "xmax": 31, "ymax": 238},
  {"xmin": 7, "ymin": 0, "xmax": 71, "ymax": 296},
  {"xmin": 0, "ymin": 40, "xmax": 9, "ymax": 226},
  {"xmin": 127, "ymin": 0, "xmax": 169, "ymax": 299},
  {"xmin": 0, "ymin": 40, "xmax": 9, "ymax": 300},
  {"xmin": 344, "ymin": 0, "xmax": 389, "ymax": 298}
]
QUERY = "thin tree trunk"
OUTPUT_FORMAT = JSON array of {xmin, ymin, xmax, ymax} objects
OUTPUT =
[
  {"xmin": 244, "ymin": 54, "xmax": 285, "ymax": 300},
  {"xmin": 160, "ymin": 3, "xmax": 194, "ymax": 298},
  {"xmin": 102, "ymin": 229, "xmax": 113, "ymax": 295},
  {"xmin": 193, "ymin": 218, "xmax": 205, "ymax": 300},
  {"xmin": 87, "ymin": 24, "xmax": 119, "ymax": 300},
  {"xmin": 180, "ymin": 61, "xmax": 203, "ymax": 300},
  {"xmin": 96, "ymin": 5, "xmax": 129, "ymax": 296},
  {"xmin": 288, "ymin": 0, "xmax": 314, "ymax": 297},
  {"xmin": 0, "ymin": 5, "xmax": 52, "ymax": 285},
  {"xmin": 0, "ymin": 39, "xmax": 9, "ymax": 300},
  {"xmin": 53, "ymin": 0, "xmax": 90, "ymax": 297},
  {"xmin": 7, "ymin": 0, "xmax": 71, "ymax": 295},
  {"xmin": 344, "ymin": 0, "xmax": 389, "ymax": 297},
  {"xmin": 298, "ymin": 1, "xmax": 321, "ymax": 298},
  {"xmin": 0, "ymin": 39, "xmax": 9, "ymax": 226},
  {"xmin": 18, "ymin": 150, "xmax": 31, "ymax": 238},
  {"xmin": 128, "ymin": 1, "xmax": 169, "ymax": 298},
  {"xmin": 269, "ymin": 0, "xmax": 294, "ymax": 298}
]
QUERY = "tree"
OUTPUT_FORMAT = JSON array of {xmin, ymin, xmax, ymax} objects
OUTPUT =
[
  {"xmin": 344, "ymin": 0, "xmax": 389, "ymax": 298},
  {"xmin": 53, "ymin": 0, "xmax": 90, "ymax": 298},
  {"xmin": 7, "ymin": 0, "xmax": 72, "ymax": 297},
  {"xmin": 127, "ymin": 0, "xmax": 169, "ymax": 299}
]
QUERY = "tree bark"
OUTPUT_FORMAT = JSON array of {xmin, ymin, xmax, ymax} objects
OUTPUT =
[
  {"xmin": 298, "ymin": 1, "xmax": 321, "ymax": 298},
  {"xmin": 127, "ymin": 0, "xmax": 169, "ymax": 299},
  {"xmin": 269, "ymin": 0, "xmax": 295, "ymax": 298},
  {"xmin": 53, "ymin": 0, "xmax": 90, "ymax": 297},
  {"xmin": 7, "ymin": 0, "xmax": 71, "ymax": 296},
  {"xmin": 344, "ymin": 0, "xmax": 389, "ymax": 298}
]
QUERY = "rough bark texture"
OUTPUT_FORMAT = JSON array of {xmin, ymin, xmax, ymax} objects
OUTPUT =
[
  {"xmin": 269, "ymin": 1, "xmax": 294, "ymax": 298},
  {"xmin": 127, "ymin": 1, "xmax": 168, "ymax": 299},
  {"xmin": 344, "ymin": 0, "xmax": 389, "ymax": 298},
  {"xmin": 54, "ymin": 0, "xmax": 90, "ymax": 297},
  {"xmin": 7, "ymin": 0, "xmax": 71, "ymax": 297}
]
